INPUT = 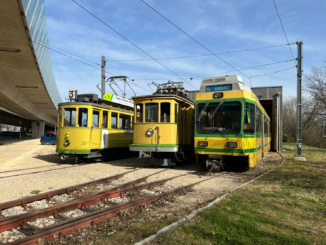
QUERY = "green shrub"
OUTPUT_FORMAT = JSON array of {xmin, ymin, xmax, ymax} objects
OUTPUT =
[{"xmin": 283, "ymin": 133, "xmax": 289, "ymax": 142}]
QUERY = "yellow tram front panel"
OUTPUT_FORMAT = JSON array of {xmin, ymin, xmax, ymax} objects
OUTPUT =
[
  {"xmin": 133, "ymin": 123, "xmax": 178, "ymax": 146},
  {"xmin": 57, "ymin": 127, "xmax": 91, "ymax": 154}
]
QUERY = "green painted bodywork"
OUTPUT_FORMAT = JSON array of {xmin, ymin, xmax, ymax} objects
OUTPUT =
[
  {"xmin": 195, "ymin": 143, "xmax": 270, "ymax": 154},
  {"xmin": 134, "ymin": 123, "xmax": 178, "ymax": 125},
  {"xmin": 130, "ymin": 144, "xmax": 178, "ymax": 148},
  {"xmin": 56, "ymin": 148, "xmax": 91, "ymax": 154}
]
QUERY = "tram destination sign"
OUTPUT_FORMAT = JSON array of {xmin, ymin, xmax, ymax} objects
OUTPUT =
[
  {"xmin": 206, "ymin": 84, "xmax": 232, "ymax": 92},
  {"xmin": 103, "ymin": 93, "xmax": 134, "ymax": 108}
]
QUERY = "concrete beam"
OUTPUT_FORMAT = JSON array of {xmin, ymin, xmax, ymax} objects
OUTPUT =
[
  {"xmin": 0, "ymin": 0, "xmax": 58, "ymax": 127},
  {"xmin": 0, "ymin": 109, "xmax": 31, "ymax": 128}
]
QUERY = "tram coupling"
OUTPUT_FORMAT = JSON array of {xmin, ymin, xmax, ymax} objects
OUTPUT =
[{"xmin": 206, "ymin": 155, "xmax": 224, "ymax": 172}]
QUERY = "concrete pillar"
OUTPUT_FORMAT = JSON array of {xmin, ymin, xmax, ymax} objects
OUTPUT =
[{"xmin": 32, "ymin": 121, "xmax": 45, "ymax": 138}]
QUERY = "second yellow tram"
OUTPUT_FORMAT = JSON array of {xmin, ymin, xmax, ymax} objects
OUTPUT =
[{"xmin": 129, "ymin": 82, "xmax": 194, "ymax": 166}]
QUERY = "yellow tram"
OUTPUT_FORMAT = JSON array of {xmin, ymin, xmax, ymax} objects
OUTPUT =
[
  {"xmin": 129, "ymin": 81, "xmax": 194, "ymax": 166},
  {"xmin": 56, "ymin": 93, "xmax": 134, "ymax": 161},
  {"xmin": 194, "ymin": 75, "xmax": 271, "ymax": 170}
]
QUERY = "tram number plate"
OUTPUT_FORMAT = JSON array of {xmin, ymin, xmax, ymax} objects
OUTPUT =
[{"xmin": 69, "ymin": 90, "xmax": 77, "ymax": 100}]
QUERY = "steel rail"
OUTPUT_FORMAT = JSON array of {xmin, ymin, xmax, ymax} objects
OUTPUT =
[
  {"xmin": 0, "ymin": 165, "xmax": 59, "ymax": 174},
  {"xmin": 0, "ymin": 171, "xmax": 186, "ymax": 232},
  {"xmin": 0, "ymin": 165, "xmax": 78, "ymax": 180},
  {"xmin": 9, "ymin": 177, "xmax": 214, "ymax": 245},
  {"xmin": 0, "ymin": 170, "xmax": 137, "ymax": 213}
]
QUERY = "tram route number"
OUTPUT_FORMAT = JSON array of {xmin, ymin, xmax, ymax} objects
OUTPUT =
[{"xmin": 69, "ymin": 90, "xmax": 77, "ymax": 100}]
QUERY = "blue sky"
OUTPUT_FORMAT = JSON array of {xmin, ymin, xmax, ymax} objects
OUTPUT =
[{"xmin": 44, "ymin": 0, "xmax": 326, "ymax": 100}]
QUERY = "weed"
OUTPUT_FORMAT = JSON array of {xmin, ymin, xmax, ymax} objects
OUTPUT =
[{"xmin": 30, "ymin": 190, "xmax": 41, "ymax": 194}]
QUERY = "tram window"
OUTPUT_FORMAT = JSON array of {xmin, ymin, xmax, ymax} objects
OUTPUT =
[
  {"xmin": 264, "ymin": 117, "xmax": 268, "ymax": 136},
  {"xmin": 244, "ymin": 103, "xmax": 255, "ymax": 134},
  {"xmin": 119, "ymin": 114, "xmax": 131, "ymax": 129},
  {"xmin": 102, "ymin": 111, "xmax": 108, "ymax": 128},
  {"xmin": 58, "ymin": 108, "xmax": 62, "ymax": 127},
  {"xmin": 92, "ymin": 110, "xmax": 100, "ymax": 128},
  {"xmin": 145, "ymin": 103, "xmax": 158, "ymax": 122},
  {"xmin": 160, "ymin": 103, "xmax": 170, "ymax": 123},
  {"xmin": 111, "ymin": 112, "xmax": 117, "ymax": 129},
  {"xmin": 256, "ymin": 109, "xmax": 262, "ymax": 133},
  {"xmin": 196, "ymin": 102, "xmax": 241, "ymax": 134},
  {"xmin": 64, "ymin": 108, "xmax": 76, "ymax": 127},
  {"xmin": 78, "ymin": 108, "xmax": 88, "ymax": 127},
  {"xmin": 270, "ymin": 123, "xmax": 271, "ymax": 137},
  {"xmin": 136, "ymin": 104, "xmax": 143, "ymax": 123},
  {"xmin": 175, "ymin": 104, "xmax": 178, "ymax": 123}
]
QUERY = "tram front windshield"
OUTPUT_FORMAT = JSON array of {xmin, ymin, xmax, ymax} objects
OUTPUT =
[{"xmin": 196, "ymin": 102, "xmax": 241, "ymax": 134}]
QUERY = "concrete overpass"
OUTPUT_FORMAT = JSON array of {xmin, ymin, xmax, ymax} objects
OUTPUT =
[{"xmin": 0, "ymin": 0, "xmax": 62, "ymax": 137}]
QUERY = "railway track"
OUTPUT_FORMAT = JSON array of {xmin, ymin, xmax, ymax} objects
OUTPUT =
[
  {"xmin": 0, "ymin": 165, "xmax": 80, "ymax": 180},
  {"xmin": 0, "ymin": 165, "xmax": 59, "ymax": 174},
  {"xmin": 0, "ymin": 169, "xmax": 220, "ymax": 244}
]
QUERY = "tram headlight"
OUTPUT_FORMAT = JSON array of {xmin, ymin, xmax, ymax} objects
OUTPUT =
[
  {"xmin": 198, "ymin": 141, "xmax": 208, "ymax": 147},
  {"xmin": 227, "ymin": 142, "xmax": 237, "ymax": 148},
  {"xmin": 64, "ymin": 139, "xmax": 70, "ymax": 147},
  {"xmin": 146, "ymin": 128, "xmax": 154, "ymax": 136}
]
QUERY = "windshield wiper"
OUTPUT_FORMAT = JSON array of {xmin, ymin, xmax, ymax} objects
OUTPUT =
[
  {"xmin": 209, "ymin": 100, "xmax": 225, "ymax": 125},
  {"xmin": 197, "ymin": 101, "xmax": 210, "ymax": 122}
]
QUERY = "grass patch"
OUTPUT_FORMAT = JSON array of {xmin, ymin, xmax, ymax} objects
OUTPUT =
[
  {"xmin": 30, "ymin": 190, "xmax": 41, "ymax": 194},
  {"xmin": 153, "ymin": 143, "xmax": 326, "ymax": 244}
]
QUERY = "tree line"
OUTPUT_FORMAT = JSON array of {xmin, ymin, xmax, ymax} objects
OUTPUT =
[{"xmin": 283, "ymin": 59, "xmax": 326, "ymax": 148}]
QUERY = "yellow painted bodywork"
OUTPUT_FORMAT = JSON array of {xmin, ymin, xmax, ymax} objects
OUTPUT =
[
  {"xmin": 131, "ymin": 96, "xmax": 193, "ymax": 148},
  {"xmin": 195, "ymin": 90, "xmax": 271, "ymax": 168},
  {"xmin": 56, "ymin": 103, "xmax": 133, "ymax": 155}
]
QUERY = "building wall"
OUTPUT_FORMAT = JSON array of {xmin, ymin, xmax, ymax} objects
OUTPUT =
[
  {"xmin": 21, "ymin": 0, "xmax": 62, "ymax": 108},
  {"xmin": 251, "ymin": 86, "xmax": 283, "ymax": 151}
]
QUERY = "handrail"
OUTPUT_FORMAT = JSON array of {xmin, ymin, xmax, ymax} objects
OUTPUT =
[{"xmin": 156, "ymin": 126, "xmax": 160, "ymax": 145}]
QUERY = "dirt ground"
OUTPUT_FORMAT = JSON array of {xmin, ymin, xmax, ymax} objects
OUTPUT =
[{"xmin": 0, "ymin": 139, "xmax": 283, "ymax": 244}]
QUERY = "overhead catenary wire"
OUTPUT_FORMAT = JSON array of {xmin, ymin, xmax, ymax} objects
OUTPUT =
[
  {"xmin": 106, "ymin": 43, "xmax": 296, "ymax": 62},
  {"xmin": 249, "ymin": 66, "xmax": 296, "ymax": 87},
  {"xmin": 72, "ymin": 0, "xmax": 197, "ymax": 90},
  {"xmin": 33, "ymin": 40, "xmax": 100, "ymax": 66},
  {"xmin": 141, "ymin": 0, "xmax": 250, "ymax": 80},
  {"xmin": 34, "ymin": 40, "xmax": 153, "ymax": 94},
  {"xmin": 272, "ymin": 0, "xmax": 296, "ymax": 65},
  {"xmin": 133, "ymin": 58, "xmax": 296, "ymax": 81},
  {"xmin": 33, "ymin": 40, "xmax": 115, "ymax": 75}
]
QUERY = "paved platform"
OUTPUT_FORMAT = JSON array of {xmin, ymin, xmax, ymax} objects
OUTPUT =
[{"xmin": 0, "ymin": 138, "xmax": 34, "ymax": 145}]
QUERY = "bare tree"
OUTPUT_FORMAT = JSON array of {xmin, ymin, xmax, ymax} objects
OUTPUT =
[
  {"xmin": 304, "ymin": 60, "xmax": 326, "ymax": 119},
  {"xmin": 283, "ymin": 96, "xmax": 325, "ymax": 148}
]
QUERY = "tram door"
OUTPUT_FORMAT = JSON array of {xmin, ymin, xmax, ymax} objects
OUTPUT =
[
  {"xmin": 90, "ymin": 109, "xmax": 101, "ymax": 148},
  {"xmin": 272, "ymin": 96, "xmax": 279, "ymax": 151},
  {"xmin": 178, "ymin": 104, "xmax": 183, "ymax": 145}
]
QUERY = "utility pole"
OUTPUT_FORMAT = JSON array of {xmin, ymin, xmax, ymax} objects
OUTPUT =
[
  {"xmin": 295, "ymin": 41, "xmax": 305, "ymax": 160},
  {"xmin": 101, "ymin": 56, "xmax": 106, "ymax": 99}
]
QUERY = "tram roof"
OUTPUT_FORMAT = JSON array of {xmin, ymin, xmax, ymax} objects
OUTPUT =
[
  {"xmin": 58, "ymin": 101, "xmax": 133, "ymax": 114},
  {"xmin": 132, "ymin": 93, "xmax": 194, "ymax": 105}
]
